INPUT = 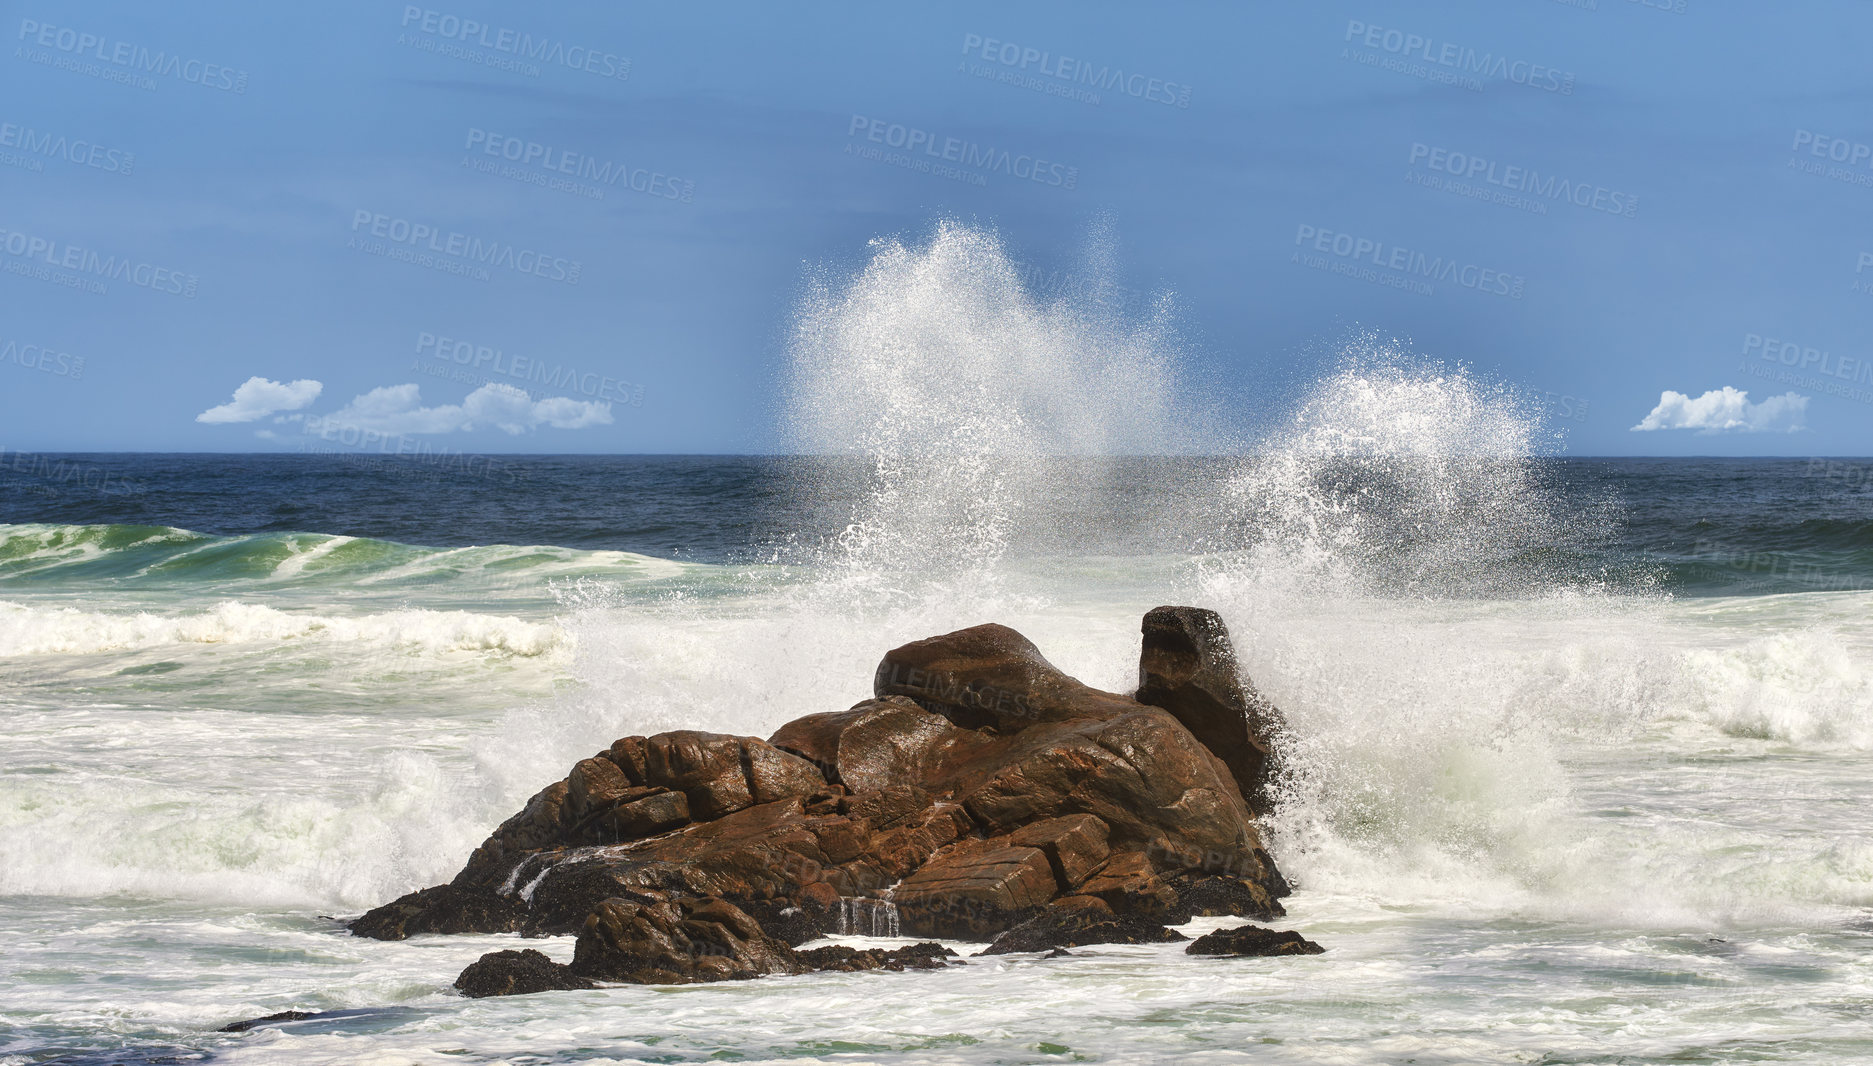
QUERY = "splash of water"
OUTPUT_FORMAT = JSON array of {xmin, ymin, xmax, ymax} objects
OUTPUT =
[
  {"xmin": 834, "ymin": 897, "xmax": 902, "ymax": 938},
  {"xmin": 783, "ymin": 220, "xmax": 1197, "ymax": 578},
  {"xmin": 1211, "ymin": 347, "xmax": 1616, "ymax": 599},
  {"xmin": 1182, "ymin": 345, "xmax": 1694, "ymax": 921}
]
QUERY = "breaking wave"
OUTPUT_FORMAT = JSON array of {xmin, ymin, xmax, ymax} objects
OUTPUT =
[
  {"xmin": 783, "ymin": 219, "xmax": 1203, "ymax": 577},
  {"xmin": 0, "ymin": 599, "xmax": 566, "ymax": 658},
  {"xmin": 0, "ymin": 522, "xmax": 694, "ymax": 591}
]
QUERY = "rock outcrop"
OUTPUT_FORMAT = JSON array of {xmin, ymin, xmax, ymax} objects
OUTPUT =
[
  {"xmin": 346, "ymin": 883, "xmax": 525, "ymax": 940},
  {"xmin": 1137, "ymin": 606, "xmax": 1281, "ymax": 813},
  {"xmin": 794, "ymin": 941, "xmax": 956, "ymax": 972},
  {"xmin": 1185, "ymin": 924, "xmax": 1325, "ymax": 957},
  {"xmin": 454, "ymin": 949, "xmax": 595, "ymax": 997},
  {"xmin": 452, "ymin": 896, "xmax": 957, "ymax": 993},
  {"xmin": 354, "ymin": 607, "xmax": 1301, "ymax": 992},
  {"xmin": 981, "ymin": 895, "xmax": 1188, "ymax": 955},
  {"xmin": 569, "ymin": 893, "xmax": 806, "ymax": 984},
  {"xmin": 218, "ymin": 1010, "xmax": 322, "ymax": 1033}
]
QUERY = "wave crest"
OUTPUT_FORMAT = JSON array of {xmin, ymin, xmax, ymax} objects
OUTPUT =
[{"xmin": 0, "ymin": 599, "xmax": 566, "ymax": 657}]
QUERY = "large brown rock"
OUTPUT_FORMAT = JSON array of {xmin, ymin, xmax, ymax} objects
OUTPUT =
[
  {"xmin": 770, "ymin": 697, "xmax": 972, "ymax": 792},
  {"xmin": 1185, "ymin": 924, "xmax": 1325, "ymax": 957},
  {"xmin": 981, "ymin": 895, "xmax": 1187, "ymax": 955},
  {"xmin": 455, "ymin": 901, "xmax": 958, "ymax": 997},
  {"xmin": 455, "ymin": 948, "xmax": 595, "ymax": 997},
  {"xmin": 347, "ymin": 884, "xmax": 525, "ymax": 940},
  {"xmin": 893, "ymin": 837, "xmax": 1060, "ymax": 938},
  {"xmin": 795, "ymin": 942, "xmax": 956, "ymax": 972},
  {"xmin": 570, "ymin": 895, "xmax": 800, "ymax": 984},
  {"xmin": 873, "ymin": 623, "xmax": 1142, "ymax": 732},
  {"xmin": 744, "ymin": 738, "xmax": 831, "ymax": 803},
  {"xmin": 1007, "ymin": 814, "xmax": 1110, "ymax": 888},
  {"xmin": 352, "ymin": 609, "xmax": 1294, "ymax": 988},
  {"xmin": 1136, "ymin": 605, "xmax": 1281, "ymax": 812}
]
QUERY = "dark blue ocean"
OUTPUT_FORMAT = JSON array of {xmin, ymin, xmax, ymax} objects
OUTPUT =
[{"xmin": 4, "ymin": 453, "xmax": 1872, "ymax": 594}]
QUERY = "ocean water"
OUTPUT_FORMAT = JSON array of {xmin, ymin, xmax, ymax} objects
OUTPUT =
[{"xmin": 7, "ymin": 227, "xmax": 1873, "ymax": 1065}]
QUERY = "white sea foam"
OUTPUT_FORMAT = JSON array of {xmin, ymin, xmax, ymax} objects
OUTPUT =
[
  {"xmin": 1172, "ymin": 352, "xmax": 1873, "ymax": 929},
  {"xmin": 1666, "ymin": 612, "xmax": 1873, "ymax": 748},
  {"xmin": 0, "ymin": 743, "xmax": 487, "ymax": 908},
  {"xmin": 269, "ymin": 534, "xmax": 357, "ymax": 578},
  {"xmin": 0, "ymin": 599, "xmax": 567, "ymax": 657}
]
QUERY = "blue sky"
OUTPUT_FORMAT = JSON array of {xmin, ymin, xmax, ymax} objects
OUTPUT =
[{"xmin": 2, "ymin": 0, "xmax": 1871, "ymax": 455}]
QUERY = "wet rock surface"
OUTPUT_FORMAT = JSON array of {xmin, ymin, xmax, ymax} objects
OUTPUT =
[
  {"xmin": 453, "ymin": 897, "xmax": 959, "ymax": 995},
  {"xmin": 1184, "ymin": 925, "xmax": 1326, "ymax": 957},
  {"xmin": 570, "ymin": 894, "xmax": 801, "ymax": 984},
  {"xmin": 980, "ymin": 896, "xmax": 1188, "ymax": 955},
  {"xmin": 356, "ymin": 608, "xmax": 1314, "ymax": 992},
  {"xmin": 454, "ymin": 949, "xmax": 595, "ymax": 997},
  {"xmin": 346, "ymin": 883, "xmax": 525, "ymax": 941},
  {"xmin": 218, "ymin": 1010, "xmax": 321, "ymax": 1033},
  {"xmin": 1136, "ymin": 605, "xmax": 1282, "ymax": 814},
  {"xmin": 795, "ymin": 942, "xmax": 956, "ymax": 972}
]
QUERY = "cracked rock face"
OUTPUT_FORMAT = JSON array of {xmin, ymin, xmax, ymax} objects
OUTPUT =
[{"xmin": 352, "ymin": 608, "xmax": 1294, "ymax": 988}]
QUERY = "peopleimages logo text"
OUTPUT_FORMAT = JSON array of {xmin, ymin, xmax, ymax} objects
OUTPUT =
[
  {"xmin": 416, "ymin": 331, "xmax": 643, "ymax": 406},
  {"xmin": 464, "ymin": 128, "xmax": 693, "ymax": 201},
  {"xmin": 1343, "ymin": 20, "xmax": 1574, "ymax": 95},
  {"xmin": 1294, "ymin": 223, "xmax": 1526, "ymax": 298},
  {"xmin": 348, "ymin": 211, "xmax": 581, "ymax": 284},
  {"xmin": 0, "ymin": 121, "xmax": 133, "ymax": 174},
  {"xmin": 399, "ymin": 7, "xmax": 630, "ymax": 79},
  {"xmin": 1792, "ymin": 129, "xmax": 1873, "ymax": 170},
  {"xmin": 959, "ymin": 33, "xmax": 1191, "ymax": 107},
  {"xmin": 0, "ymin": 225, "xmax": 198, "ymax": 296},
  {"xmin": 1408, "ymin": 143, "xmax": 1637, "ymax": 217},
  {"xmin": 1787, "ymin": 129, "xmax": 1873, "ymax": 190},
  {"xmin": 846, "ymin": 114, "xmax": 1078, "ymax": 188},
  {"xmin": 1744, "ymin": 332, "xmax": 1873, "ymax": 386},
  {"xmin": 2, "ymin": 337, "xmax": 84, "ymax": 378},
  {"xmin": 16, "ymin": 18, "xmax": 248, "ymax": 92}
]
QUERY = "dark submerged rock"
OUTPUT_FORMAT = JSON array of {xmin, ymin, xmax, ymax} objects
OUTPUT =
[
  {"xmin": 1173, "ymin": 872, "xmax": 1285, "ymax": 922},
  {"xmin": 795, "ymin": 942, "xmax": 956, "ymax": 972},
  {"xmin": 454, "ymin": 949, "xmax": 595, "ymax": 997},
  {"xmin": 981, "ymin": 896, "xmax": 1187, "ymax": 955},
  {"xmin": 727, "ymin": 897, "xmax": 823, "ymax": 947},
  {"xmin": 348, "ymin": 884, "xmax": 525, "ymax": 940},
  {"xmin": 1184, "ymin": 924, "xmax": 1325, "ymax": 957},
  {"xmin": 218, "ymin": 1010, "xmax": 321, "ymax": 1033},
  {"xmin": 569, "ymin": 895, "xmax": 801, "ymax": 984}
]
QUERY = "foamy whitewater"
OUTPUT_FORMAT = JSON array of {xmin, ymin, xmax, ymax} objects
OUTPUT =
[{"xmin": 5, "ymin": 225, "xmax": 1873, "ymax": 1064}]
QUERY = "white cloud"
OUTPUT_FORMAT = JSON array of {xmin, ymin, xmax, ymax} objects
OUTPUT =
[
  {"xmin": 318, "ymin": 383, "xmax": 612, "ymax": 436},
  {"xmin": 196, "ymin": 377, "xmax": 323, "ymax": 423},
  {"xmin": 1631, "ymin": 386, "xmax": 1807, "ymax": 433}
]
